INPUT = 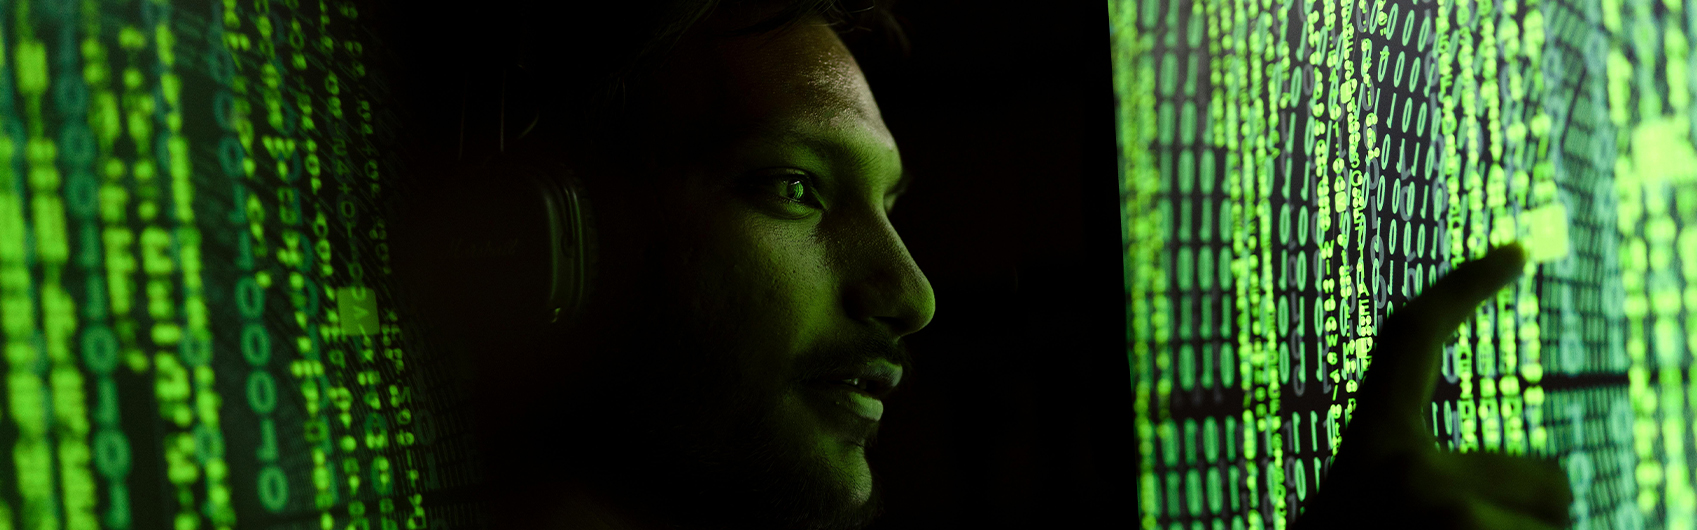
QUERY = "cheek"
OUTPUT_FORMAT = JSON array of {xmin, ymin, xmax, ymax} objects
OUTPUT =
[
  {"xmin": 736, "ymin": 215, "xmax": 840, "ymax": 344},
  {"xmin": 671, "ymin": 206, "xmax": 839, "ymax": 362}
]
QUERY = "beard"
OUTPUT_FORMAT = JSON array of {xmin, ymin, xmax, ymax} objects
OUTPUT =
[
  {"xmin": 470, "ymin": 189, "xmax": 913, "ymax": 529},
  {"xmin": 482, "ymin": 291, "xmax": 897, "ymax": 530},
  {"xmin": 575, "ymin": 343, "xmax": 884, "ymax": 530},
  {"xmin": 565, "ymin": 322, "xmax": 887, "ymax": 530}
]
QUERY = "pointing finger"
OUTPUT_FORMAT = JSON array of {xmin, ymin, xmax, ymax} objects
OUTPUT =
[{"xmin": 1350, "ymin": 244, "xmax": 1528, "ymax": 445}]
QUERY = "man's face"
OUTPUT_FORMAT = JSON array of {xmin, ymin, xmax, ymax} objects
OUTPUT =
[{"xmin": 553, "ymin": 13, "xmax": 934, "ymax": 530}]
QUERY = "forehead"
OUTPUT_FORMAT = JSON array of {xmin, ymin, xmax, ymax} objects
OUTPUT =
[{"xmin": 651, "ymin": 16, "xmax": 896, "ymax": 156}]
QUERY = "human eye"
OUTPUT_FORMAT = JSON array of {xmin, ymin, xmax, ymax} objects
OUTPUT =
[{"xmin": 741, "ymin": 169, "xmax": 824, "ymax": 215}]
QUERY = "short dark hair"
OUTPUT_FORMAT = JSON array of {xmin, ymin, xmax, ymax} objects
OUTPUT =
[{"xmin": 366, "ymin": 0, "xmax": 906, "ymax": 172}]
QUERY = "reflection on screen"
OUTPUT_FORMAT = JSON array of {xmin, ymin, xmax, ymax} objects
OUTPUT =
[
  {"xmin": 1113, "ymin": 0, "xmax": 1684, "ymax": 526},
  {"xmin": 0, "ymin": 0, "xmax": 480, "ymax": 528}
]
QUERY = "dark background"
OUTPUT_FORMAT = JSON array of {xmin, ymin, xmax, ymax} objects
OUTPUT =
[{"xmin": 856, "ymin": 2, "xmax": 1136, "ymax": 528}]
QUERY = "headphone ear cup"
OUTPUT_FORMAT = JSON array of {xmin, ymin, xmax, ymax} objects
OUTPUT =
[
  {"xmin": 530, "ymin": 171, "xmax": 596, "ymax": 325},
  {"xmin": 392, "ymin": 164, "xmax": 595, "ymax": 349}
]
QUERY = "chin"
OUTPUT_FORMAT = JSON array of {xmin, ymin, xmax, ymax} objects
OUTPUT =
[{"xmin": 845, "ymin": 453, "xmax": 875, "ymax": 506}]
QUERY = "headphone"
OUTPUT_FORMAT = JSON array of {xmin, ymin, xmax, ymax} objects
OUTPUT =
[
  {"xmin": 393, "ymin": 0, "xmax": 890, "ymax": 336},
  {"xmin": 393, "ymin": 54, "xmax": 597, "ymax": 340},
  {"xmin": 394, "ymin": 0, "xmax": 891, "ymax": 334}
]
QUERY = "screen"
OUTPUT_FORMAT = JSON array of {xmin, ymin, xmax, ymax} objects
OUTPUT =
[
  {"xmin": 1113, "ymin": 0, "xmax": 1681, "ymax": 526},
  {"xmin": 0, "ymin": 0, "xmax": 482, "ymax": 528}
]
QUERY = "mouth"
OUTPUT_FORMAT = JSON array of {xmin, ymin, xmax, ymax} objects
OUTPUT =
[
  {"xmin": 811, "ymin": 358, "xmax": 903, "ymax": 401},
  {"xmin": 803, "ymin": 358, "xmax": 904, "ymax": 444},
  {"xmin": 812, "ymin": 381, "xmax": 886, "ymax": 422}
]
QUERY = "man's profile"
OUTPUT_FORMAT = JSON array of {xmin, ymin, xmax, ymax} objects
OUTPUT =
[{"xmin": 386, "ymin": 1, "xmax": 931, "ymax": 529}]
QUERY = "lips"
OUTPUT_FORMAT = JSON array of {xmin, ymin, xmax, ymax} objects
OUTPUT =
[
  {"xmin": 804, "ymin": 359, "xmax": 904, "ymax": 443},
  {"xmin": 814, "ymin": 358, "xmax": 904, "ymax": 401},
  {"xmin": 816, "ymin": 381, "xmax": 886, "ymax": 422}
]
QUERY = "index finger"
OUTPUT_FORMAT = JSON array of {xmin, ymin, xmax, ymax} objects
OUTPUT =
[{"xmin": 1350, "ymin": 244, "xmax": 1528, "ymax": 445}]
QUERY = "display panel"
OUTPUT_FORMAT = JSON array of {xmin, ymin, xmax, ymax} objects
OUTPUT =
[
  {"xmin": 1112, "ymin": 0, "xmax": 1683, "ymax": 526},
  {"xmin": 0, "ymin": 1, "xmax": 479, "ymax": 528}
]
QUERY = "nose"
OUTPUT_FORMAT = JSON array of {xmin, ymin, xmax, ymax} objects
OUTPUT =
[{"xmin": 838, "ymin": 212, "xmax": 936, "ymax": 338}]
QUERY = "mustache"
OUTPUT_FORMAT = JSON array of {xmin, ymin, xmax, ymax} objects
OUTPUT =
[{"xmin": 791, "ymin": 333, "xmax": 914, "ymax": 387}]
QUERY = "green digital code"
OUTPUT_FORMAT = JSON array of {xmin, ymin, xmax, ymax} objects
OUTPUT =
[
  {"xmin": 1113, "ymin": 0, "xmax": 1697, "ymax": 526},
  {"xmin": 0, "ymin": 0, "xmax": 476, "ymax": 528}
]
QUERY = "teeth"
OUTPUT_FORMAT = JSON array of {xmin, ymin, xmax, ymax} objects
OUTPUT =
[{"xmin": 843, "ymin": 378, "xmax": 861, "ymax": 388}]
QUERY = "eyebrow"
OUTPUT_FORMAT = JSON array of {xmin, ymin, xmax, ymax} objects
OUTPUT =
[{"xmin": 756, "ymin": 127, "xmax": 909, "ymax": 199}]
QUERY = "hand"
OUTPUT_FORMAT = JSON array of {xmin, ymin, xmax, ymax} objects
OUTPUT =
[{"xmin": 1294, "ymin": 244, "xmax": 1574, "ymax": 529}]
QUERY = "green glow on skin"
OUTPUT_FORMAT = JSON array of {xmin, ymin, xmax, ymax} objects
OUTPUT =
[{"xmin": 513, "ymin": 10, "xmax": 933, "ymax": 530}]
